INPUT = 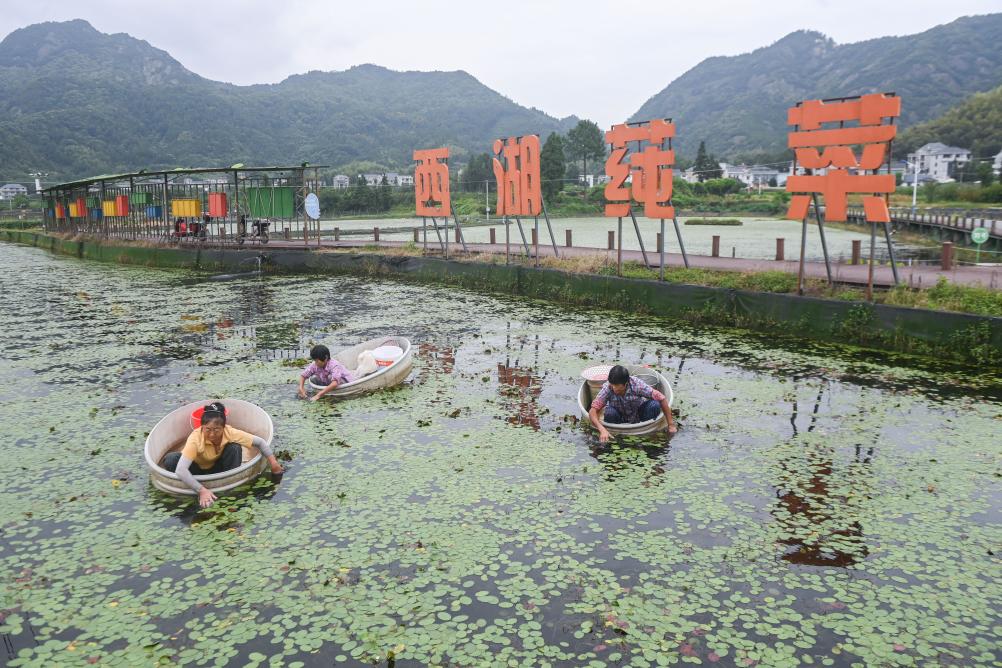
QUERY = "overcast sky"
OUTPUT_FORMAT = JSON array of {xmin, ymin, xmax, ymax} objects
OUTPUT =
[{"xmin": 2, "ymin": 1, "xmax": 998, "ymax": 127}]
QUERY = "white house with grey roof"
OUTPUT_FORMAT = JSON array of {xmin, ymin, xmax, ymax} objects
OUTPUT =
[
  {"xmin": 906, "ymin": 142, "xmax": 971, "ymax": 183},
  {"xmin": 0, "ymin": 183, "xmax": 28, "ymax": 200}
]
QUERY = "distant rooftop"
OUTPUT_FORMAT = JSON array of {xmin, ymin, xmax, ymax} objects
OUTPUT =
[
  {"xmin": 912, "ymin": 142, "xmax": 970, "ymax": 155},
  {"xmin": 43, "ymin": 164, "xmax": 329, "ymax": 194}
]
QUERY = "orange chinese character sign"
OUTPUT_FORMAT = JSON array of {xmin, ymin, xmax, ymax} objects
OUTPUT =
[
  {"xmin": 785, "ymin": 93, "xmax": 901, "ymax": 223},
  {"xmin": 414, "ymin": 147, "xmax": 451, "ymax": 217},
  {"xmin": 492, "ymin": 135, "xmax": 542, "ymax": 216},
  {"xmin": 604, "ymin": 119, "xmax": 675, "ymax": 219}
]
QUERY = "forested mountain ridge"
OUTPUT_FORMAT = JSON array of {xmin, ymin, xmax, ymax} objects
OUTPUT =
[
  {"xmin": 0, "ymin": 20, "xmax": 573, "ymax": 180},
  {"xmin": 631, "ymin": 14, "xmax": 1002, "ymax": 157},
  {"xmin": 3, "ymin": 14, "xmax": 1001, "ymax": 182},
  {"xmin": 895, "ymin": 85, "xmax": 1002, "ymax": 159}
]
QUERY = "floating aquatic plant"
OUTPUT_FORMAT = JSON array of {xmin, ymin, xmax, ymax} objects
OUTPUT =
[{"xmin": 0, "ymin": 242, "xmax": 998, "ymax": 667}]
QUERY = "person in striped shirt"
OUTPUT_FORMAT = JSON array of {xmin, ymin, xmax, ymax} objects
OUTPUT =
[{"xmin": 588, "ymin": 365, "xmax": 676, "ymax": 443}]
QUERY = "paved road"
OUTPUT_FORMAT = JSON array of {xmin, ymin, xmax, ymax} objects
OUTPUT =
[{"xmin": 251, "ymin": 237, "xmax": 1000, "ymax": 290}]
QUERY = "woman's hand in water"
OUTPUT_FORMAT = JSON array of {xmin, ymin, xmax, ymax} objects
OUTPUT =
[
  {"xmin": 198, "ymin": 487, "xmax": 217, "ymax": 508},
  {"xmin": 297, "ymin": 387, "xmax": 307, "ymax": 399},
  {"xmin": 598, "ymin": 428, "xmax": 611, "ymax": 444}
]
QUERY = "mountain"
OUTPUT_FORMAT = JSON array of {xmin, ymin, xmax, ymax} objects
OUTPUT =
[
  {"xmin": 0, "ymin": 20, "xmax": 574, "ymax": 180},
  {"xmin": 631, "ymin": 14, "xmax": 1002, "ymax": 158},
  {"xmin": 895, "ymin": 85, "xmax": 1002, "ymax": 159}
]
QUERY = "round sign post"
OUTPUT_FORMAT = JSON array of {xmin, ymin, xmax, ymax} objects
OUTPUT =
[
  {"xmin": 304, "ymin": 193, "xmax": 320, "ymax": 220},
  {"xmin": 971, "ymin": 227, "xmax": 988, "ymax": 263}
]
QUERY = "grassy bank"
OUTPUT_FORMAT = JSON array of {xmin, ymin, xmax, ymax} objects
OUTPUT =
[
  {"xmin": 39, "ymin": 230, "xmax": 1002, "ymax": 318},
  {"xmin": 345, "ymin": 243, "xmax": 1002, "ymax": 318},
  {"xmin": 6, "ymin": 230, "xmax": 1000, "ymax": 365}
]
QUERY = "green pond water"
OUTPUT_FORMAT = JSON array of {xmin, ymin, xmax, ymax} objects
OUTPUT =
[
  {"xmin": 0, "ymin": 241, "xmax": 999, "ymax": 668},
  {"xmin": 316, "ymin": 217, "xmax": 897, "ymax": 263}
]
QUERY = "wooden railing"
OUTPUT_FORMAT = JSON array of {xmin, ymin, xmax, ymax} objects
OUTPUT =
[{"xmin": 845, "ymin": 206, "xmax": 1002, "ymax": 239}]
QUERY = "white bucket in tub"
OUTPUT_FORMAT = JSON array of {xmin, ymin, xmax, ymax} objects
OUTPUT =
[
  {"xmin": 372, "ymin": 345, "xmax": 404, "ymax": 367},
  {"xmin": 581, "ymin": 365, "xmax": 613, "ymax": 394}
]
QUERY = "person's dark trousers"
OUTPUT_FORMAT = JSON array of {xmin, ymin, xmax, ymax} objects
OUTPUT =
[
  {"xmin": 603, "ymin": 399, "xmax": 661, "ymax": 424},
  {"xmin": 163, "ymin": 442, "xmax": 243, "ymax": 474},
  {"xmin": 310, "ymin": 375, "xmax": 327, "ymax": 386}
]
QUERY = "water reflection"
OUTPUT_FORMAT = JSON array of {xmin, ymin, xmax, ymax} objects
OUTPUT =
[
  {"xmin": 497, "ymin": 363, "xmax": 542, "ymax": 429},
  {"xmin": 494, "ymin": 325, "xmax": 549, "ymax": 430},
  {"xmin": 789, "ymin": 382, "xmax": 826, "ymax": 437},
  {"xmin": 773, "ymin": 383, "xmax": 871, "ymax": 567},
  {"xmin": 417, "ymin": 342, "xmax": 455, "ymax": 378}
]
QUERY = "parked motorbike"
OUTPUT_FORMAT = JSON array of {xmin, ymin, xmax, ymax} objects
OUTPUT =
[{"xmin": 236, "ymin": 216, "xmax": 270, "ymax": 245}]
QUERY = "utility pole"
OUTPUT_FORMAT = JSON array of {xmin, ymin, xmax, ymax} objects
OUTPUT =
[
  {"xmin": 906, "ymin": 159, "xmax": 919, "ymax": 215},
  {"xmin": 485, "ymin": 180, "xmax": 490, "ymax": 223}
]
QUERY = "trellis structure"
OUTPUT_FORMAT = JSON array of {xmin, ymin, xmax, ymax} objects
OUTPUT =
[{"xmin": 41, "ymin": 164, "xmax": 327, "ymax": 246}]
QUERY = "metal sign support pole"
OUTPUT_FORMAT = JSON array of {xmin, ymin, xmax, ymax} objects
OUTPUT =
[
  {"xmin": 540, "ymin": 199, "xmax": 560, "ymax": 257},
  {"xmin": 514, "ymin": 216, "xmax": 530, "ymax": 256},
  {"xmin": 505, "ymin": 215, "xmax": 510, "ymax": 264},
  {"xmin": 628, "ymin": 206, "xmax": 650, "ymax": 268},
  {"xmin": 534, "ymin": 216, "xmax": 539, "ymax": 267},
  {"xmin": 445, "ymin": 213, "xmax": 449, "ymax": 260},
  {"xmin": 867, "ymin": 222, "xmax": 876, "ymax": 301},
  {"xmin": 423, "ymin": 216, "xmax": 427, "ymax": 252},
  {"xmin": 617, "ymin": 216, "xmax": 623, "ymax": 276},
  {"xmin": 797, "ymin": 214, "xmax": 808, "ymax": 296},
  {"xmin": 810, "ymin": 193, "xmax": 833, "ymax": 284},
  {"xmin": 659, "ymin": 217, "xmax": 665, "ymax": 281},
  {"xmin": 671, "ymin": 209, "xmax": 689, "ymax": 268},
  {"xmin": 430, "ymin": 216, "xmax": 445, "ymax": 251},
  {"xmin": 881, "ymin": 222, "xmax": 899, "ymax": 285},
  {"xmin": 452, "ymin": 211, "xmax": 468, "ymax": 252},
  {"xmin": 884, "ymin": 116, "xmax": 900, "ymax": 286}
]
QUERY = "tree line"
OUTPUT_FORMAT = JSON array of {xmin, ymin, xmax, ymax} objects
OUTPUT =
[{"xmin": 458, "ymin": 120, "xmax": 729, "ymax": 205}]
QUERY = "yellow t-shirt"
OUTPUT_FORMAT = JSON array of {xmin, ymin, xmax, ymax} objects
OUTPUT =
[{"xmin": 181, "ymin": 425, "xmax": 254, "ymax": 470}]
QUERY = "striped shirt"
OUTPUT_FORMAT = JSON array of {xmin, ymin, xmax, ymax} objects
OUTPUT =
[
  {"xmin": 591, "ymin": 376, "xmax": 665, "ymax": 423},
  {"xmin": 301, "ymin": 358, "xmax": 355, "ymax": 385}
]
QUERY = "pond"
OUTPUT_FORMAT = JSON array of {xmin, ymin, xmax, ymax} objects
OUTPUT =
[
  {"xmin": 318, "ymin": 216, "xmax": 919, "ymax": 264},
  {"xmin": 0, "ymin": 241, "xmax": 999, "ymax": 667}
]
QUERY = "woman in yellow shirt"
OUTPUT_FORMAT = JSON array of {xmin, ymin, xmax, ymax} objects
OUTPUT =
[{"xmin": 163, "ymin": 402, "xmax": 283, "ymax": 508}]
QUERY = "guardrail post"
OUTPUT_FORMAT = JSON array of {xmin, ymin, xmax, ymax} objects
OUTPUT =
[
  {"xmin": 941, "ymin": 241, "xmax": 953, "ymax": 270},
  {"xmin": 776, "ymin": 238, "xmax": 785, "ymax": 261},
  {"xmin": 413, "ymin": 228, "xmax": 419, "ymax": 242},
  {"xmin": 607, "ymin": 230, "xmax": 615, "ymax": 250},
  {"xmin": 334, "ymin": 227, "xmax": 340, "ymax": 241},
  {"xmin": 489, "ymin": 228, "xmax": 496, "ymax": 244},
  {"xmin": 374, "ymin": 227, "xmax": 380, "ymax": 242},
  {"xmin": 657, "ymin": 232, "xmax": 663, "ymax": 254},
  {"xmin": 712, "ymin": 235, "xmax": 720, "ymax": 257},
  {"xmin": 565, "ymin": 229, "xmax": 572, "ymax": 247}
]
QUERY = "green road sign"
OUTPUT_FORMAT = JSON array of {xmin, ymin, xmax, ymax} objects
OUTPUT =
[{"xmin": 971, "ymin": 227, "xmax": 989, "ymax": 244}]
